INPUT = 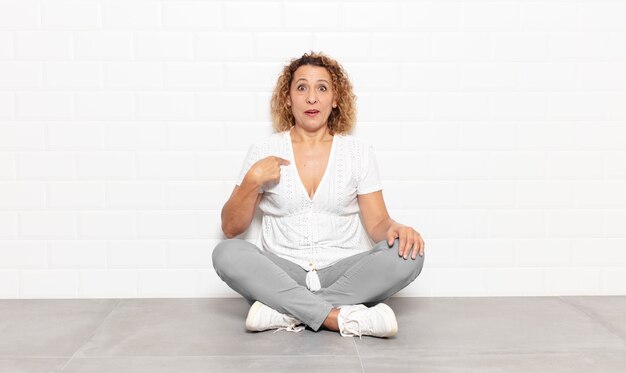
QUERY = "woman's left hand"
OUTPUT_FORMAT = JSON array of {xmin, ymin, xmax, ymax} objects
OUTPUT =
[{"xmin": 386, "ymin": 223, "xmax": 425, "ymax": 260}]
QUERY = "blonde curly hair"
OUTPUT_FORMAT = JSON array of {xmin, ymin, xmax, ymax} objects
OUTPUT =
[{"xmin": 270, "ymin": 51, "xmax": 357, "ymax": 135}]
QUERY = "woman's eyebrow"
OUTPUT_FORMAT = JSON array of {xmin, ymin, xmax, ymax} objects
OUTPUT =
[{"xmin": 295, "ymin": 78, "xmax": 330, "ymax": 84}]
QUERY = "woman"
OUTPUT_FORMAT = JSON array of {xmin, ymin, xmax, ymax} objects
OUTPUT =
[{"xmin": 213, "ymin": 52, "xmax": 425, "ymax": 338}]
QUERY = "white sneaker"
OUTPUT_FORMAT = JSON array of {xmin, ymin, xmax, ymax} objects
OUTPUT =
[
  {"xmin": 337, "ymin": 303, "xmax": 398, "ymax": 338},
  {"xmin": 245, "ymin": 301, "xmax": 305, "ymax": 333}
]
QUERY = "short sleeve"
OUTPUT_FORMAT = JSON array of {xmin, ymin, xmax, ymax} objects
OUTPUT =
[
  {"xmin": 236, "ymin": 143, "xmax": 264, "ymax": 193},
  {"xmin": 357, "ymin": 143, "xmax": 383, "ymax": 195}
]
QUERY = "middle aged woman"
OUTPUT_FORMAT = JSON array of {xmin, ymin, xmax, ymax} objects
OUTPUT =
[{"xmin": 212, "ymin": 51, "xmax": 425, "ymax": 338}]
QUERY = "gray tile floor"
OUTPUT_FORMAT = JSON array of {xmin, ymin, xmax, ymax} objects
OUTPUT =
[{"xmin": 1, "ymin": 296, "xmax": 626, "ymax": 372}]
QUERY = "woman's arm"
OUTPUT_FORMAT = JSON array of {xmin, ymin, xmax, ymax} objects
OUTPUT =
[
  {"xmin": 221, "ymin": 155, "xmax": 290, "ymax": 238},
  {"xmin": 357, "ymin": 190, "xmax": 393, "ymax": 243},
  {"xmin": 221, "ymin": 178, "xmax": 263, "ymax": 239},
  {"xmin": 358, "ymin": 190, "xmax": 425, "ymax": 259}
]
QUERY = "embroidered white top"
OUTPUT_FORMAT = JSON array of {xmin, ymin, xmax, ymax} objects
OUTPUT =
[{"xmin": 235, "ymin": 128, "xmax": 383, "ymax": 272}]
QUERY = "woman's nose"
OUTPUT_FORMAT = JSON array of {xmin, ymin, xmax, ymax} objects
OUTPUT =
[{"xmin": 306, "ymin": 94, "xmax": 318, "ymax": 104}]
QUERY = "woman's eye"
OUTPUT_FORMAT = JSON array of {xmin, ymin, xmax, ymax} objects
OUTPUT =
[{"xmin": 296, "ymin": 85, "xmax": 328, "ymax": 91}]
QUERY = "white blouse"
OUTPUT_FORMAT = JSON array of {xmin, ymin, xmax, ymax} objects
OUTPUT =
[{"xmin": 236, "ymin": 128, "xmax": 384, "ymax": 276}]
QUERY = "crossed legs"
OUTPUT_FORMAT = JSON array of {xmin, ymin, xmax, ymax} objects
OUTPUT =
[{"xmin": 212, "ymin": 238, "xmax": 424, "ymax": 331}]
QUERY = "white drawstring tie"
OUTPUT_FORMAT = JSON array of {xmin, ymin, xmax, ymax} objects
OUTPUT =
[{"xmin": 305, "ymin": 262, "xmax": 321, "ymax": 292}]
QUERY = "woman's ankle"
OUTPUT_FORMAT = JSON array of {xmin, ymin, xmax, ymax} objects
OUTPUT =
[{"xmin": 322, "ymin": 308, "xmax": 340, "ymax": 331}]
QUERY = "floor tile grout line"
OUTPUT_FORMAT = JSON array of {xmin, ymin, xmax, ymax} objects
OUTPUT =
[
  {"xmin": 353, "ymin": 338, "xmax": 365, "ymax": 373},
  {"xmin": 332, "ymin": 347, "xmax": 626, "ymax": 359},
  {"xmin": 53, "ymin": 350, "xmax": 366, "ymax": 359},
  {"xmin": 47, "ymin": 354, "xmax": 366, "ymax": 359},
  {"xmin": 0, "ymin": 356, "xmax": 73, "ymax": 359},
  {"xmin": 558, "ymin": 296, "xmax": 626, "ymax": 345},
  {"xmin": 57, "ymin": 299, "xmax": 123, "ymax": 373},
  {"xmin": 5, "ymin": 348, "xmax": 626, "ymax": 360}
]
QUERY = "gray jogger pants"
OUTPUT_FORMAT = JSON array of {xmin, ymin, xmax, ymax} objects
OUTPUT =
[{"xmin": 212, "ymin": 238, "xmax": 424, "ymax": 331}]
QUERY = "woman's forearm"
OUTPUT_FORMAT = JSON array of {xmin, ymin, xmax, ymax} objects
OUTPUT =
[
  {"xmin": 221, "ymin": 177, "xmax": 262, "ymax": 238},
  {"xmin": 369, "ymin": 217, "xmax": 396, "ymax": 243}
]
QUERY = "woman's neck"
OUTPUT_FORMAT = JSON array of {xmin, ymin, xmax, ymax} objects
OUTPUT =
[{"xmin": 290, "ymin": 125, "xmax": 333, "ymax": 146}]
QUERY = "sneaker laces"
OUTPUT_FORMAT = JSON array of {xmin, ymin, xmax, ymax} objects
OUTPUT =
[
  {"xmin": 273, "ymin": 323, "xmax": 305, "ymax": 333},
  {"xmin": 339, "ymin": 306, "xmax": 369, "ymax": 339},
  {"xmin": 247, "ymin": 301, "xmax": 305, "ymax": 333},
  {"xmin": 338, "ymin": 304, "xmax": 398, "ymax": 339},
  {"xmin": 342, "ymin": 318, "xmax": 364, "ymax": 339},
  {"xmin": 271, "ymin": 312, "xmax": 305, "ymax": 333}
]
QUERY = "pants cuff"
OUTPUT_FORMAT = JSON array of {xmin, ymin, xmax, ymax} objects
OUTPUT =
[{"xmin": 308, "ymin": 303, "xmax": 334, "ymax": 332}]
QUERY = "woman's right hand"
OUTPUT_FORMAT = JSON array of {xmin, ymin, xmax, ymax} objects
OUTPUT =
[{"xmin": 243, "ymin": 156, "xmax": 291, "ymax": 188}]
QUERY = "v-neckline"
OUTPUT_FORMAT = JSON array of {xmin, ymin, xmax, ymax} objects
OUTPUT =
[{"xmin": 287, "ymin": 128, "xmax": 336, "ymax": 203}]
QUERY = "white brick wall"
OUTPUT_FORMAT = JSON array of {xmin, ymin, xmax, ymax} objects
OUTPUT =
[{"xmin": 1, "ymin": 0, "xmax": 625, "ymax": 299}]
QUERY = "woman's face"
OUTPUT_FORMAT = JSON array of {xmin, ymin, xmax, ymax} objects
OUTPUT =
[{"xmin": 287, "ymin": 65, "xmax": 337, "ymax": 132}]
